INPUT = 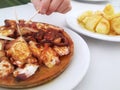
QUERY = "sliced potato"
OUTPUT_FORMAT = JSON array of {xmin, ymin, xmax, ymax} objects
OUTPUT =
[
  {"xmin": 82, "ymin": 16, "xmax": 90, "ymax": 24},
  {"xmin": 111, "ymin": 12, "xmax": 120, "ymax": 19},
  {"xmin": 84, "ymin": 15, "xmax": 102, "ymax": 32},
  {"xmin": 77, "ymin": 10, "xmax": 93, "ymax": 22},
  {"xmin": 95, "ymin": 17, "xmax": 110, "ymax": 34},
  {"xmin": 103, "ymin": 4, "xmax": 115, "ymax": 20},
  {"xmin": 78, "ymin": 16, "xmax": 91, "ymax": 28},
  {"xmin": 111, "ymin": 16, "xmax": 120, "ymax": 34},
  {"xmin": 103, "ymin": 4, "xmax": 114, "ymax": 16}
]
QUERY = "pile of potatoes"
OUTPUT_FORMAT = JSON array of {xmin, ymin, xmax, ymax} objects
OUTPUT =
[{"xmin": 77, "ymin": 4, "xmax": 120, "ymax": 35}]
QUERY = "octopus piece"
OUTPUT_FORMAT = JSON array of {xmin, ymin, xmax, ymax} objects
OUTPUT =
[
  {"xmin": 0, "ymin": 57, "xmax": 14, "ymax": 78},
  {"xmin": 42, "ymin": 29, "xmax": 69, "ymax": 46},
  {"xmin": 0, "ymin": 40, "xmax": 6, "ymax": 58},
  {"xmin": 0, "ymin": 27, "xmax": 15, "ymax": 36},
  {"xmin": 6, "ymin": 37, "xmax": 31, "ymax": 67},
  {"xmin": 29, "ymin": 41, "xmax": 44, "ymax": 60},
  {"xmin": 0, "ymin": 40, "xmax": 5, "ymax": 50},
  {"xmin": 47, "ymin": 24, "xmax": 62, "ymax": 31},
  {"xmin": 40, "ymin": 45, "xmax": 60, "ymax": 68},
  {"xmin": 0, "ymin": 20, "xmax": 17, "ymax": 37},
  {"xmin": 5, "ymin": 19, "xmax": 17, "ymax": 28},
  {"xmin": 53, "ymin": 46, "xmax": 70, "ymax": 56},
  {"xmin": 18, "ymin": 20, "xmax": 39, "ymax": 35},
  {"xmin": 18, "ymin": 27, "xmax": 33, "ymax": 36},
  {"xmin": 0, "ymin": 50, "xmax": 5, "ymax": 58},
  {"xmin": 4, "ymin": 20, "xmax": 38, "ymax": 36},
  {"xmin": 36, "ymin": 22, "xmax": 47, "ymax": 30},
  {"xmin": 0, "ymin": 40, "xmax": 14, "ymax": 78},
  {"xmin": 13, "ymin": 63, "xmax": 39, "ymax": 81}
]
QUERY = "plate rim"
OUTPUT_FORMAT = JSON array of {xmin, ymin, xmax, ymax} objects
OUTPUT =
[{"xmin": 64, "ymin": 27, "xmax": 91, "ymax": 90}]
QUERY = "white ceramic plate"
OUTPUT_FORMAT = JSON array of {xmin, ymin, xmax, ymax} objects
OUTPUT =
[
  {"xmin": 66, "ymin": 11, "xmax": 120, "ymax": 42},
  {"xmin": 0, "ymin": 28, "xmax": 90, "ymax": 90}
]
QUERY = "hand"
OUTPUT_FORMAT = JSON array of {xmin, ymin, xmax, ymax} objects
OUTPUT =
[{"xmin": 31, "ymin": 0, "xmax": 72, "ymax": 15}]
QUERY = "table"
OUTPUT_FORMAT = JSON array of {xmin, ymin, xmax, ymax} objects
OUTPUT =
[{"xmin": 0, "ymin": 1, "xmax": 120, "ymax": 90}]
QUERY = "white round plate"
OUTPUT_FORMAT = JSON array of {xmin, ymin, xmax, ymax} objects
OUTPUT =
[
  {"xmin": 0, "ymin": 28, "xmax": 90, "ymax": 90},
  {"xmin": 66, "ymin": 11, "xmax": 120, "ymax": 42}
]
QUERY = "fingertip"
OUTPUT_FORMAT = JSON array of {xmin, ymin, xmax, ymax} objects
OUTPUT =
[
  {"xmin": 31, "ymin": 0, "xmax": 41, "ymax": 11},
  {"xmin": 46, "ymin": 11, "xmax": 52, "ymax": 15}
]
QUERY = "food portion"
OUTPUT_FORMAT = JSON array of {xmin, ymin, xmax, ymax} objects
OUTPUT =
[
  {"xmin": 0, "ymin": 20, "xmax": 74, "ymax": 88},
  {"xmin": 77, "ymin": 4, "xmax": 120, "ymax": 35}
]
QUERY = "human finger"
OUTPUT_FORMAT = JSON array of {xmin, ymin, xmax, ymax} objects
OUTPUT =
[
  {"xmin": 39, "ymin": 0, "xmax": 51, "ymax": 14},
  {"xmin": 62, "ymin": 5, "xmax": 72, "ymax": 14},
  {"xmin": 46, "ymin": 0, "xmax": 63, "ymax": 15},
  {"xmin": 31, "ymin": 0, "xmax": 41, "ymax": 10},
  {"xmin": 56, "ymin": 0, "xmax": 71, "ymax": 13}
]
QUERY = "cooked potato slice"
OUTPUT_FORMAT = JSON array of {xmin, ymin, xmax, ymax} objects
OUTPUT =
[
  {"xmin": 82, "ymin": 16, "xmax": 90, "ymax": 24},
  {"xmin": 103, "ymin": 4, "xmax": 114, "ymax": 16},
  {"xmin": 77, "ymin": 10, "xmax": 93, "ymax": 22},
  {"xmin": 111, "ymin": 16, "xmax": 120, "ymax": 34},
  {"xmin": 112, "ymin": 13, "xmax": 120, "ymax": 19},
  {"xmin": 84, "ymin": 15, "xmax": 102, "ymax": 32},
  {"xmin": 95, "ymin": 18, "xmax": 110, "ymax": 34},
  {"xmin": 103, "ymin": 4, "xmax": 115, "ymax": 20}
]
